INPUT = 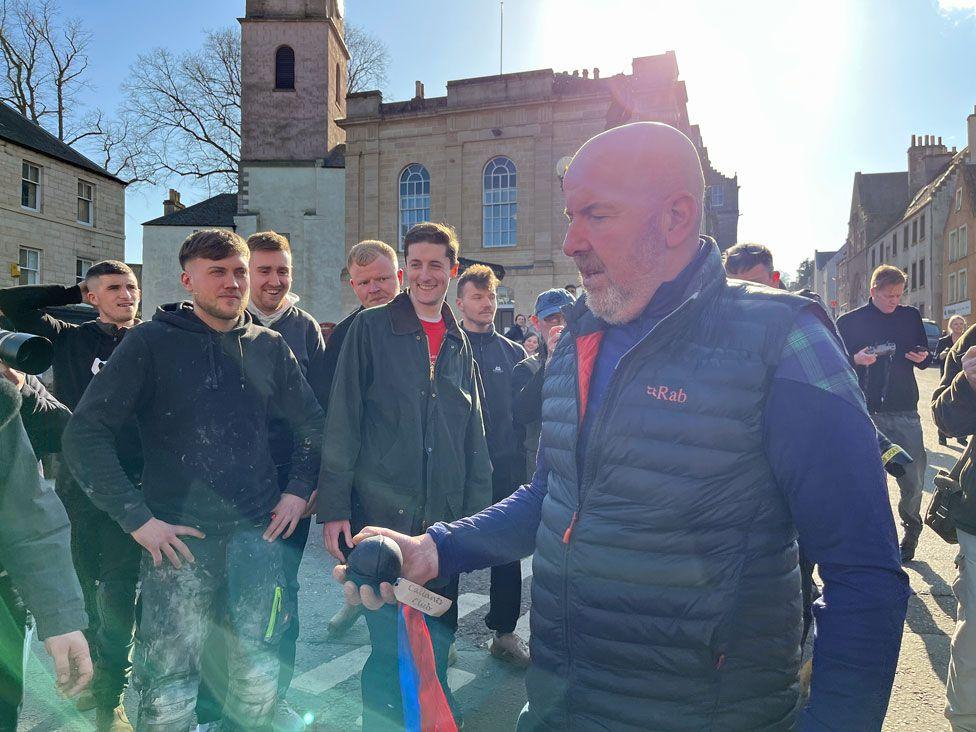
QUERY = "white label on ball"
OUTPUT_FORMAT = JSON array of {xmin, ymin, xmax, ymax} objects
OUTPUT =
[{"xmin": 394, "ymin": 579, "xmax": 452, "ymax": 617}]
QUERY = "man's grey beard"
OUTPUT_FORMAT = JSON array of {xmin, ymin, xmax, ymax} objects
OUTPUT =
[{"xmin": 586, "ymin": 281, "xmax": 634, "ymax": 325}]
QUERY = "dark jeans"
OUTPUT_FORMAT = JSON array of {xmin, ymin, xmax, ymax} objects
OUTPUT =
[
  {"xmin": 58, "ymin": 481, "xmax": 141, "ymax": 709},
  {"xmin": 196, "ymin": 516, "xmax": 311, "ymax": 722},
  {"xmin": 485, "ymin": 471, "xmax": 521, "ymax": 635},
  {"xmin": 0, "ymin": 574, "xmax": 28, "ymax": 732},
  {"xmin": 133, "ymin": 523, "xmax": 287, "ymax": 732},
  {"xmin": 362, "ymin": 577, "xmax": 460, "ymax": 731},
  {"xmin": 93, "ymin": 519, "xmax": 141, "ymax": 709}
]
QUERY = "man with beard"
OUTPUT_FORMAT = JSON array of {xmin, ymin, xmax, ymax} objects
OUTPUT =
[
  {"xmin": 335, "ymin": 123, "xmax": 910, "ymax": 730},
  {"xmin": 322, "ymin": 239, "xmax": 402, "ymax": 637},
  {"xmin": 195, "ymin": 231, "xmax": 329, "ymax": 731},
  {"xmin": 454, "ymin": 264, "xmax": 529, "ymax": 666},
  {"xmin": 317, "ymin": 222, "xmax": 490, "ymax": 730},
  {"xmin": 63, "ymin": 230, "xmax": 324, "ymax": 731},
  {"xmin": 0, "ymin": 261, "xmax": 142, "ymax": 731}
]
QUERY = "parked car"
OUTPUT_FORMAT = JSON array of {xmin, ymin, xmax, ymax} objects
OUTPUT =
[{"xmin": 922, "ymin": 319, "xmax": 942, "ymax": 354}]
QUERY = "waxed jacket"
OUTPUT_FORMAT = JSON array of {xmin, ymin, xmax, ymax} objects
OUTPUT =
[{"xmin": 316, "ymin": 292, "xmax": 492, "ymax": 534}]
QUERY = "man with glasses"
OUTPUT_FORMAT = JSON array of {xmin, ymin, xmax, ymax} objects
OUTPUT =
[{"xmin": 838, "ymin": 265, "xmax": 931, "ymax": 563}]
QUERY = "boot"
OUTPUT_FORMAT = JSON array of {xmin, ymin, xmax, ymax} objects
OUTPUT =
[
  {"xmin": 96, "ymin": 706, "xmax": 133, "ymax": 732},
  {"xmin": 327, "ymin": 603, "xmax": 362, "ymax": 636},
  {"xmin": 900, "ymin": 535, "xmax": 918, "ymax": 564},
  {"xmin": 489, "ymin": 633, "xmax": 531, "ymax": 668}
]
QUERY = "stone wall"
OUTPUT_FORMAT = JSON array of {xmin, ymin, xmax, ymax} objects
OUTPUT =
[{"xmin": 0, "ymin": 140, "xmax": 124, "ymax": 289}]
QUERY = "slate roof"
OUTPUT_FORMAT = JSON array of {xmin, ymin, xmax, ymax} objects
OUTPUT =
[
  {"xmin": 855, "ymin": 171, "xmax": 910, "ymax": 241},
  {"xmin": 815, "ymin": 250, "xmax": 839, "ymax": 269},
  {"xmin": 142, "ymin": 192, "xmax": 238, "ymax": 227},
  {"xmin": 0, "ymin": 102, "xmax": 124, "ymax": 184}
]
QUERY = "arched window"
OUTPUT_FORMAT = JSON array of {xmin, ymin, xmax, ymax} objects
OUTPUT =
[
  {"xmin": 483, "ymin": 156, "xmax": 517, "ymax": 247},
  {"xmin": 398, "ymin": 164, "xmax": 430, "ymax": 248},
  {"xmin": 335, "ymin": 62, "xmax": 341, "ymax": 104},
  {"xmin": 275, "ymin": 46, "xmax": 295, "ymax": 90}
]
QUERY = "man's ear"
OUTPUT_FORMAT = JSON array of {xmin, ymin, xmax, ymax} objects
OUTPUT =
[
  {"xmin": 663, "ymin": 192, "xmax": 700, "ymax": 248},
  {"xmin": 531, "ymin": 314, "xmax": 540, "ymax": 330},
  {"xmin": 180, "ymin": 270, "xmax": 193, "ymax": 294},
  {"xmin": 450, "ymin": 262, "xmax": 460, "ymax": 278},
  {"xmin": 772, "ymin": 271, "xmax": 781, "ymax": 285},
  {"xmin": 397, "ymin": 269, "xmax": 404, "ymax": 286}
]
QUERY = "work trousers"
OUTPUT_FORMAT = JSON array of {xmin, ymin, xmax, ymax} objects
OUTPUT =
[
  {"xmin": 872, "ymin": 411, "xmax": 927, "ymax": 542},
  {"xmin": 947, "ymin": 529, "xmax": 976, "ymax": 731}
]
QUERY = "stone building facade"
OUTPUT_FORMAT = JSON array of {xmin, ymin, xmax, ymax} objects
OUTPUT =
[
  {"xmin": 340, "ymin": 52, "xmax": 738, "ymax": 321},
  {"xmin": 0, "ymin": 103, "xmax": 125, "ymax": 291},
  {"xmin": 941, "ymin": 108, "xmax": 976, "ymax": 327}
]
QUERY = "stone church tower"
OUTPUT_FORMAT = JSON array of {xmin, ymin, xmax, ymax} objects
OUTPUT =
[{"xmin": 235, "ymin": 0, "xmax": 349, "ymax": 321}]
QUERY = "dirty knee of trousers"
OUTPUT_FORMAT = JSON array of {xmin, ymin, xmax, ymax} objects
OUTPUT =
[{"xmin": 135, "ymin": 676, "xmax": 199, "ymax": 731}]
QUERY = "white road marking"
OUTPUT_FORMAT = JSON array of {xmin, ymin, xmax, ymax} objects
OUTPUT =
[
  {"xmin": 515, "ymin": 609, "xmax": 530, "ymax": 641},
  {"xmin": 456, "ymin": 592, "xmax": 490, "ymax": 618},
  {"xmin": 447, "ymin": 667, "xmax": 477, "ymax": 692},
  {"xmin": 292, "ymin": 645, "xmax": 371, "ymax": 693}
]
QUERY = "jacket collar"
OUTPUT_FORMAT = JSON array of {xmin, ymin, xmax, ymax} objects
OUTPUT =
[
  {"xmin": 567, "ymin": 237, "xmax": 725, "ymax": 337},
  {"xmin": 387, "ymin": 291, "xmax": 462, "ymax": 339}
]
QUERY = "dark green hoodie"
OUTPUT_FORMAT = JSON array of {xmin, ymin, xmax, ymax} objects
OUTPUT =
[{"xmin": 63, "ymin": 302, "xmax": 324, "ymax": 532}]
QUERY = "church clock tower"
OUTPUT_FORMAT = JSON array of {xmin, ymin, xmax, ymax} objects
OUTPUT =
[{"xmin": 236, "ymin": 0, "xmax": 349, "ymax": 321}]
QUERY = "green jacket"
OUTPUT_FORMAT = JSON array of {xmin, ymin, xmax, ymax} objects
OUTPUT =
[
  {"xmin": 316, "ymin": 292, "xmax": 492, "ymax": 534},
  {"xmin": 0, "ymin": 379, "xmax": 87, "ymax": 639}
]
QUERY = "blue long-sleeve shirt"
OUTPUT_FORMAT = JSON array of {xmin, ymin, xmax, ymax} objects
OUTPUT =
[{"xmin": 430, "ymin": 277, "xmax": 910, "ymax": 729}]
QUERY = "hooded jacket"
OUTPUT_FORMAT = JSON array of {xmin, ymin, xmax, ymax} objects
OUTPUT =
[
  {"xmin": 249, "ymin": 299, "xmax": 330, "ymax": 470},
  {"xmin": 0, "ymin": 379, "xmax": 87, "ymax": 639},
  {"xmin": 0, "ymin": 283, "xmax": 142, "ymax": 484},
  {"xmin": 63, "ymin": 303, "xmax": 324, "ymax": 533}
]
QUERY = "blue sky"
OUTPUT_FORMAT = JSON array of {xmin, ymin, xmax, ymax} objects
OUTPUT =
[{"xmin": 63, "ymin": 0, "xmax": 976, "ymax": 273}]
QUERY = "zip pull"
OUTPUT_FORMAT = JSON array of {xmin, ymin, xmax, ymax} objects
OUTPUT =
[{"xmin": 563, "ymin": 511, "xmax": 578, "ymax": 544}]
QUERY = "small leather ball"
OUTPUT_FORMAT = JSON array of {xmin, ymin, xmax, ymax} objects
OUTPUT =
[{"xmin": 346, "ymin": 535, "xmax": 403, "ymax": 589}]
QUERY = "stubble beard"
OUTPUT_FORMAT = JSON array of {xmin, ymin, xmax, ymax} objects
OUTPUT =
[{"xmin": 582, "ymin": 223, "xmax": 665, "ymax": 325}]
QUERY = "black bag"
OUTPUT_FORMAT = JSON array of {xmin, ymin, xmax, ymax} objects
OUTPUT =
[{"xmin": 925, "ymin": 441, "xmax": 972, "ymax": 544}]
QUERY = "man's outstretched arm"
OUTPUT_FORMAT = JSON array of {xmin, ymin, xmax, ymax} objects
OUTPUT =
[{"xmin": 767, "ymin": 309, "xmax": 910, "ymax": 731}]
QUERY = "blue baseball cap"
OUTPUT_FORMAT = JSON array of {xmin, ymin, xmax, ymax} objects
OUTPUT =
[{"xmin": 534, "ymin": 288, "xmax": 575, "ymax": 319}]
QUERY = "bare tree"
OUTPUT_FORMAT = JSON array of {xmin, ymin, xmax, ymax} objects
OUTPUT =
[
  {"xmin": 121, "ymin": 27, "xmax": 241, "ymax": 191},
  {"xmin": 345, "ymin": 23, "xmax": 389, "ymax": 94},
  {"xmin": 121, "ymin": 23, "xmax": 388, "ymax": 189},
  {"xmin": 0, "ymin": 0, "xmax": 91, "ymax": 141}
]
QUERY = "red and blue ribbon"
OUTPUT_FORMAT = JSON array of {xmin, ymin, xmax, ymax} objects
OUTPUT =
[{"xmin": 397, "ymin": 604, "xmax": 457, "ymax": 731}]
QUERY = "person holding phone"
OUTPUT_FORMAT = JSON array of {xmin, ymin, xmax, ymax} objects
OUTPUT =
[{"xmin": 838, "ymin": 265, "xmax": 932, "ymax": 563}]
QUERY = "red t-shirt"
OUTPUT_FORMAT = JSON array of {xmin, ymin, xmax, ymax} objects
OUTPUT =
[{"xmin": 421, "ymin": 318, "xmax": 447, "ymax": 369}]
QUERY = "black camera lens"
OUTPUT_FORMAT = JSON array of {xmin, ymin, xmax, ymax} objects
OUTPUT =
[{"xmin": 0, "ymin": 330, "xmax": 54, "ymax": 374}]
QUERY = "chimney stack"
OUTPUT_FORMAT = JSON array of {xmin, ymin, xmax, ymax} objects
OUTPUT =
[
  {"xmin": 414, "ymin": 80, "xmax": 424, "ymax": 99},
  {"xmin": 582, "ymin": 69, "xmax": 589, "ymax": 79},
  {"xmin": 969, "ymin": 105, "xmax": 976, "ymax": 165},
  {"xmin": 912, "ymin": 134, "xmax": 917, "ymax": 146},
  {"xmin": 593, "ymin": 67, "xmax": 600, "ymax": 79},
  {"xmin": 162, "ymin": 189, "xmax": 183, "ymax": 217}
]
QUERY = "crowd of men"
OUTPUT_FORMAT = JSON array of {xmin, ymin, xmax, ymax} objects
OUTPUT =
[{"xmin": 2, "ymin": 120, "xmax": 976, "ymax": 731}]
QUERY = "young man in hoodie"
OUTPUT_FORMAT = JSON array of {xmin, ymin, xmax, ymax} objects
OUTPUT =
[
  {"xmin": 0, "ymin": 260, "xmax": 142, "ymax": 731},
  {"xmin": 63, "ymin": 230, "xmax": 325, "ymax": 732},
  {"xmin": 195, "ymin": 231, "xmax": 329, "ymax": 731},
  {"xmin": 317, "ymin": 222, "xmax": 491, "ymax": 730},
  {"xmin": 455, "ymin": 264, "xmax": 529, "ymax": 666}
]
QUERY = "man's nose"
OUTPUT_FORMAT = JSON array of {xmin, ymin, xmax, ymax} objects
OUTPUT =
[{"xmin": 562, "ymin": 221, "xmax": 587, "ymax": 257}]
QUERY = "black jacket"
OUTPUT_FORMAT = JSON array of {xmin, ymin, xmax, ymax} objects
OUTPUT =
[
  {"xmin": 933, "ymin": 325, "xmax": 976, "ymax": 535},
  {"xmin": 462, "ymin": 325, "xmax": 526, "ymax": 483},
  {"xmin": 63, "ymin": 303, "xmax": 325, "ymax": 533},
  {"xmin": 251, "ymin": 304, "xmax": 330, "ymax": 470},
  {"xmin": 319, "ymin": 306, "xmax": 363, "ymax": 420},
  {"xmin": 937, "ymin": 334, "xmax": 956, "ymax": 374},
  {"xmin": 0, "ymin": 379, "xmax": 87, "ymax": 639},
  {"xmin": 837, "ymin": 300, "xmax": 931, "ymax": 413},
  {"xmin": 512, "ymin": 351, "xmax": 544, "ymax": 484},
  {"xmin": 504, "ymin": 324, "xmax": 527, "ymax": 342},
  {"xmin": 19, "ymin": 375, "xmax": 71, "ymax": 458},
  {"xmin": 316, "ymin": 292, "xmax": 491, "ymax": 534},
  {"xmin": 0, "ymin": 283, "xmax": 142, "ymax": 483}
]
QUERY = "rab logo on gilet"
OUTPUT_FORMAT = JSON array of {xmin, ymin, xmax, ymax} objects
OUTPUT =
[{"xmin": 646, "ymin": 384, "xmax": 688, "ymax": 403}]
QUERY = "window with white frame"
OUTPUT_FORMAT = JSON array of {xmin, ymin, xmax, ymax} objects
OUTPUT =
[
  {"xmin": 76, "ymin": 258, "xmax": 93, "ymax": 283},
  {"xmin": 21, "ymin": 161, "xmax": 40, "ymax": 210},
  {"xmin": 949, "ymin": 272, "xmax": 957, "ymax": 304},
  {"xmin": 958, "ymin": 188, "xmax": 965, "ymax": 212},
  {"xmin": 950, "ymin": 228, "xmax": 960, "ymax": 262},
  {"xmin": 960, "ymin": 268, "xmax": 968, "ymax": 302},
  {"xmin": 398, "ymin": 164, "xmax": 430, "ymax": 249},
  {"xmin": 77, "ymin": 180, "xmax": 94, "ymax": 225},
  {"xmin": 708, "ymin": 185, "xmax": 725, "ymax": 209},
  {"xmin": 18, "ymin": 247, "xmax": 40, "ymax": 285},
  {"xmin": 483, "ymin": 156, "xmax": 517, "ymax": 248},
  {"xmin": 962, "ymin": 224, "xmax": 969, "ymax": 260}
]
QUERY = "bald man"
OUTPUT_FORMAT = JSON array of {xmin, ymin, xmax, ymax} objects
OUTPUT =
[{"xmin": 335, "ymin": 123, "xmax": 910, "ymax": 730}]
